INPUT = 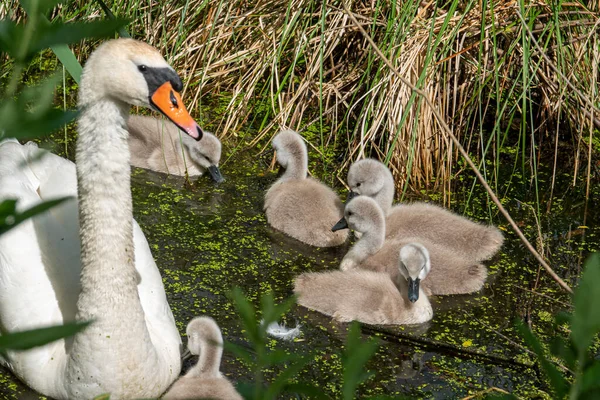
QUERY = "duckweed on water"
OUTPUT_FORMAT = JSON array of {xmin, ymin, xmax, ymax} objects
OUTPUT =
[{"xmin": 1, "ymin": 148, "xmax": 598, "ymax": 398}]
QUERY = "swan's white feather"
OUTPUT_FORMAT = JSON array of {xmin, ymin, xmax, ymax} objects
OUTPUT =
[{"xmin": 0, "ymin": 140, "xmax": 181, "ymax": 398}]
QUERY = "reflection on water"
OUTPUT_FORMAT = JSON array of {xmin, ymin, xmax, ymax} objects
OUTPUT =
[{"xmin": 1, "ymin": 150, "xmax": 598, "ymax": 399}]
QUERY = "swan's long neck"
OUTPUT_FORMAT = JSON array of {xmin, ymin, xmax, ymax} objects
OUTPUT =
[
  {"xmin": 281, "ymin": 141, "xmax": 307, "ymax": 180},
  {"xmin": 187, "ymin": 338, "xmax": 222, "ymax": 378},
  {"xmin": 375, "ymin": 171, "xmax": 395, "ymax": 215},
  {"xmin": 68, "ymin": 98, "xmax": 158, "ymax": 393},
  {"xmin": 344, "ymin": 219, "xmax": 385, "ymax": 267},
  {"xmin": 76, "ymin": 99, "xmax": 137, "ymax": 316}
]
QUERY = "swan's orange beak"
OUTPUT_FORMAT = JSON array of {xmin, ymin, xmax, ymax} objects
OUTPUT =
[{"xmin": 150, "ymin": 82, "xmax": 203, "ymax": 141}]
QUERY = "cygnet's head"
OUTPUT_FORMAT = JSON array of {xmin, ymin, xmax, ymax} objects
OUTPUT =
[
  {"xmin": 186, "ymin": 316, "xmax": 223, "ymax": 356},
  {"xmin": 332, "ymin": 196, "xmax": 384, "ymax": 234},
  {"xmin": 398, "ymin": 243, "xmax": 431, "ymax": 303},
  {"xmin": 271, "ymin": 130, "xmax": 307, "ymax": 171},
  {"xmin": 183, "ymin": 131, "xmax": 224, "ymax": 182},
  {"xmin": 347, "ymin": 159, "xmax": 393, "ymax": 200},
  {"xmin": 80, "ymin": 38, "xmax": 203, "ymax": 141}
]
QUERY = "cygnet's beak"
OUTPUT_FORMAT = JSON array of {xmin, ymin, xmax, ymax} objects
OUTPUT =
[
  {"xmin": 332, "ymin": 217, "xmax": 349, "ymax": 232},
  {"xmin": 346, "ymin": 190, "xmax": 359, "ymax": 203},
  {"xmin": 407, "ymin": 277, "xmax": 420, "ymax": 303},
  {"xmin": 208, "ymin": 165, "xmax": 225, "ymax": 183},
  {"xmin": 150, "ymin": 81, "xmax": 203, "ymax": 141},
  {"xmin": 181, "ymin": 347, "xmax": 193, "ymax": 362}
]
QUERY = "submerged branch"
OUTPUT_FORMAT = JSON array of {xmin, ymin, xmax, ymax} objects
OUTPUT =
[
  {"xmin": 361, "ymin": 326, "xmax": 533, "ymax": 370},
  {"xmin": 342, "ymin": 3, "xmax": 574, "ymax": 294}
]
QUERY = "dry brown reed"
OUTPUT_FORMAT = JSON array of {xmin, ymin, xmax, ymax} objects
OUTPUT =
[
  {"xmin": 4, "ymin": 0, "xmax": 598, "ymax": 197},
  {"xmin": 126, "ymin": 0, "xmax": 598, "ymax": 196}
]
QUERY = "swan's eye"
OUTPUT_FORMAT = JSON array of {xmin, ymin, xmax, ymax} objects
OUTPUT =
[
  {"xmin": 138, "ymin": 65, "xmax": 147, "ymax": 72},
  {"xmin": 347, "ymin": 211, "xmax": 353, "ymax": 216},
  {"xmin": 356, "ymin": 182, "xmax": 361, "ymax": 187}
]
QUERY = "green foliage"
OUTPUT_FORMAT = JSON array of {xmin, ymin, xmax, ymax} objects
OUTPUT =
[
  {"xmin": 0, "ymin": 0, "xmax": 128, "ymax": 141},
  {"xmin": 225, "ymin": 288, "xmax": 387, "ymax": 399},
  {"xmin": 0, "ymin": 321, "xmax": 90, "ymax": 354},
  {"xmin": 341, "ymin": 322, "xmax": 382, "ymax": 400},
  {"xmin": 225, "ymin": 288, "xmax": 324, "ymax": 400},
  {"xmin": 0, "ymin": 71, "xmax": 78, "ymax": 139},
  {"xmin": 517, "ymin": 253, "xmax": 600, "ymax": 400},
  {"xmin": 0, "ymin": 196, "xmax": 71, "ymax": 235}
]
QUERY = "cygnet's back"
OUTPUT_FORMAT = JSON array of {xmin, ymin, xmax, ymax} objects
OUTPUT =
[
  {"xmin": 294, "ymin": 243, "xmax": 433, "ymax": 325},
  {"xmin": 347, "ymin": 159, "xmax": 503, "ymax": 261},
  {"xmin": 162, "ymin": 317, "xmax": 242, "ymax": 400},
  {"xmin": 264, "ymin": 130, "xmax": 347, "ymax": 247},
  {"xmin": 128, "ymin": 115, "xmax": 223, "ymax": 181},
  {"xmin": 338, "ymin": 196, "xmax": 487, "ymax": 296}
]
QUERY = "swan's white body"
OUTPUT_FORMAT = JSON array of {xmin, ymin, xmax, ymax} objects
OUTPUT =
[
  {"xmin": 0, "ymin": 39, "xmax": 196, "ymax": 399},
  {"xmin": 0, "ymin": 140, "xmax": 181, "ymax": 398}
]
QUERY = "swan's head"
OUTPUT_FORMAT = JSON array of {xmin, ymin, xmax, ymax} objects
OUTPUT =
[
  {"xmin": 347, "ymin": 159, "xmax": 393, "ymax": 200},
  {"xmin": 271, "ymin": 130, "xmax": 307, "ymax": 171},
  {"xmin": 332, "ymin": 196, "xmax": 384, "ymax": 234},
  {"xmin": 183, "ymin": 131, "xmax": 224, "ymax": 182},
  {"xmin": 398, "ymin": 243, "xmax": 431, "ymax": 303},
  {"xmin": 186, "ymin": 316, "xmax": 223, "ymax": 356},
  {"xmin": 80, "ymin": 38, "xmax": 203, "ymax": 141}
]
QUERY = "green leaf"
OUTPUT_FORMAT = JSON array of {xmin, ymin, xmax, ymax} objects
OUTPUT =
[
  {"xmin": 222, "ymin": 341, "xmax": 255, "ymax": 366},
  {"xmin": 580, "ymin": 360, "xmax": 600, "ymax": 394},
  {"xmin": 516, "ymin": 319, "xmax": 568, "ymax": 398},
  {"xmin": 571, "ymin": 253, "xmax": 600, "ymax": 354},
  {"xmin": 0, "ymin": 197, "xmax": 72, "ymax": 235},
  {"xmin": 50, "ymin": 44, "xmax": 83, "ymax": 84},
  {"xmin": 262, "ymin": 348, "xmax": 305, "ymax": 366},
  {"xmin": 234, "ymin": 382, "xmax": 255, "ymax": 400},
  {"xmin": 484, "ymin": 394, "xmax": 519, "ymax": 400},
  {"xmin": 19, "ymin": 0, "xmax": 63, "ymax": 15},
  {"xmin": 279, "ymin": 383, "xmax": 331, "ymax": 399},
  {"xmin": 94, "ymin": 0, "xmax": 131, "ymax": 38},
  {"xmin": 31, "ymin": 19, "xmax": 129, "ymax": 56},
  {"xmin": 2, "ymin": 108, "xmax": 78, "ymax": 140},
  {"xmin": 0, "ymin": 71, "xmax": 78, "ymax": 140},
  {"xmin": 342, "ymin": 322, "xmax": 379, "ymax": 400},
  {"xmin": 229, "ymin": 287, "xmax": 261, "ymax": 346},
  {"xmin": 265, "ymin": 355, "xmax": 314, "ymax": 399},
  {"xmin": 261, "ymin": 293, "xmax": 296, "ymax": 327},
  {"xmin": 549, "ymin": 336, "xmax": 576, "ymax": 370},
  {"xmin": 0, "ymin": 321, "xmax": 90, "ymax": 351},
  {"xmin": 0, "ymin": 21, "xmax": 21, "ymax": 58}
]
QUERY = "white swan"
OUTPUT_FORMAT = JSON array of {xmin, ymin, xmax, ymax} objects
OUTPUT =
[{"xmin": 0, "ymin": 39, "xmax": 205, "ymax": 399}]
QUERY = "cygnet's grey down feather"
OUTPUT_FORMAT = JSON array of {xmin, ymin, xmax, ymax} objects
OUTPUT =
[
  {"xmin": 335, "ymin": 196, "xmax": 487, "ymax": 296},
  {"xmin": 264, "ymin": 130, "xmax": 348, "ymax": 247},
  {"xmin": 347, "ymin": 158, "xmax": 503, "ymax": 261},
  {"xmin": 294, "ymin": 243, "xmax": 433, "ymax": 325},
  {"xmin": 128, "ymin": 115, "xmax": 223, "ymax": 182},
  {"xmin": 162, "ymin": 317, "xmax": 242, "ymax": 400}
]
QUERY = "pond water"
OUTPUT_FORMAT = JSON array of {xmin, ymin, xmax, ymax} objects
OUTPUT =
[{"xmin": 1, "ymin": 146, "xmax": 598, "ymax": 399}]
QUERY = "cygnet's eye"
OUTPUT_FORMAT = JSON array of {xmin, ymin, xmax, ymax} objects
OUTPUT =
[
  {"xmin": 138, "ymin": 65, "xmax": 147, "ymax": 72},
  {"xmin": 347, "ymin": 211, "xmax": 353, "ymax": 216},
  {"xmin": 356, "ymin": 182, "xmax": 361, "ymax": 187}
]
